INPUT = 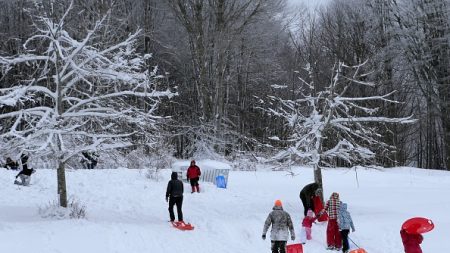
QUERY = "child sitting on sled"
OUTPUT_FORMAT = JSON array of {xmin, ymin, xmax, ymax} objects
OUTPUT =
[{"xmin": 300, "ymin": 209, "xmax": 317, "ymax": 244}]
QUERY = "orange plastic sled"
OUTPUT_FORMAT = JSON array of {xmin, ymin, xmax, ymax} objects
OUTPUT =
[{"xmin": 349, "ymin": 249, "xmax": 367, "ymax": 253}]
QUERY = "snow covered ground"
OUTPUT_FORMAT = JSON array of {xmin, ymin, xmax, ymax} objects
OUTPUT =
[{"xmin": 0, "ymin": 161, "xmax": 448, "ymax": 253}]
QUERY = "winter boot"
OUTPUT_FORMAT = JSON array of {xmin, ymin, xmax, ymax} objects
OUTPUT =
[
  {"xmin": 191, "ymin": 186, "xmax": 196, "ymax": 193},
  {"xmin": 195, "ymin": 185, "xmax": 200, "ymax": 193}
]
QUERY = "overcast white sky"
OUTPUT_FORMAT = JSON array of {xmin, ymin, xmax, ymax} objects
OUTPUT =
[{"xmin": 288, "ymin": 0, "xmax": 330, "ymax": 9}]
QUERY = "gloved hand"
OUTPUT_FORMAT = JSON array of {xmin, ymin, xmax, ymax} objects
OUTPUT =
[
  {"xmin": 291, "ymin": 235, "xmax": 295, "ymax": 241},
  {"xmin": 262, "ymin": 234, "xmax": 266, "ymax": 240},
  {"xmin": 165, "ymin": 197, "xmax": 169, "ymax": 202}
]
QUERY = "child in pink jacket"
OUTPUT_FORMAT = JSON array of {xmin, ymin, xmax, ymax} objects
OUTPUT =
[{"xmin": 300, "ymin": 209, "xmax": 317, "ymax": 243}]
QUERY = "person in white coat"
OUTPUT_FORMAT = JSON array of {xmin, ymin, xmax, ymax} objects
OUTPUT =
[{"xmin": 262, "ymin": 199, "xmax": 295, "ymax": 253}]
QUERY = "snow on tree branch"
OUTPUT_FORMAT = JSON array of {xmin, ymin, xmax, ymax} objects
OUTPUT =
[
  {"xmin": 0, "ymin": 4, "xmax": 176, "ymax": 162},
  {"xmin": 267, "ymin": 61, "xmax": 415, "ymax": 169}
]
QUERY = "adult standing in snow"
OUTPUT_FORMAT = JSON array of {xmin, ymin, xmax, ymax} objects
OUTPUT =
[
  {"xmin": 166, "ymin": 171, "xmax": 184, "ymax": 222},
  {"xmin": 186, "ymin": 160, "xmax": 201, "ymax": 193},
  {"xmin": 14, "ymin": 154, "xmax": 34, "ymax": 186},
  {"xmin": 299, "ymin": 182, "xmax": 321, "ymax": 216},
  {"xmin": 323, "ymin": 192, "xmax": 341, "ymax": 250},
  {"xmin": 400, "ymin": 229, "xmax": 423, "ymax": 253},
  {"xmin": 262, "ymin": 199, "xmax": 295, "ymax": 253},
  {"xmin": 338, "ymin": 202, "xmax": 355, "ymax": 253}
]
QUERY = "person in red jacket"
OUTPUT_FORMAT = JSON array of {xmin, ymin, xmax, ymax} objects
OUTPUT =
[
  {"xmin": 186, "ymin": 160, "xmax": 201, "ymax": 193},
  {"xmin": 300, "ymin": 209, "xmax": 317, "ymax": 244},
  {"xmin": 400, "ymin": 229, "xmax": 423, "ymax": 253}
]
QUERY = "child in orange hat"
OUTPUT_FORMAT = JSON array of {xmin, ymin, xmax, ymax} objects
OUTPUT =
[{"xmin": 262, "ymin": 200, "xmax": 296, "ymax": 253}]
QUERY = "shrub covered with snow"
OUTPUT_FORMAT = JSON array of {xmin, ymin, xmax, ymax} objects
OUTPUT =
[{"xmin": 39, "ymin": 198, "xmax": 86, "ymax": 219}]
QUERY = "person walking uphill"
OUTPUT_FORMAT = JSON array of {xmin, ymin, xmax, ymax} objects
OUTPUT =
[
  {"xmin": 186, "ymin": 160, "xmax": 201, "ymax": 193},
  {"xmin": 262, "ymin": 200, "xmax": 295, "ymax": 253},
  {"xmin": 400, "ymin": 229, "xmax": 423, "ymax": 253},
  {"xmin": 166, "ymin": 172, "xmax": 184, "ymax": 222},
  {"xmin": 299, "ymin": 182, "xmax": 321, "ymax": 216},
  {"xmin": 323, "ymin": 192, "xmax": 341, "ymax": 250},
  {"xmin": 338, "ymin": 202, "xmax": 355, "ymax": 253}
]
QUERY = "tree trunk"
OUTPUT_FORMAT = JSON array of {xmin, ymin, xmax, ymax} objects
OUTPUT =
[
  {"xmin": 314, "ymin": 163, "xmax": 324, "ymax": 202},
  {"xmin": 57, "ymin": 161, "xmax": 68, "ymax": 207}
]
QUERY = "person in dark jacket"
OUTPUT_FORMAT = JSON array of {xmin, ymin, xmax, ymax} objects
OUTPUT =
[
  {"xmin": 166, "ymin": 171, "xmax": 184, "ymax": 222},
  {"xmin": 81, "ymin": 151, "xmax": 98, "ymax": 169},
  {"xmin": 262, "ymin": 200, "xmax": 295, "ymax": 253},
  {"xmin": 14, "ymin": 154, "xmax": 34, "ymax": 186},
  {"xmin": 4, "ymin": 157, "xmax": 18, "ymax": 170},
  {"xmin": 400, "ymin": 229, "xmax": 423, "ymax": 253},
  {"xmin": 186, "ymin": 160, "xmax": 201, "ymax": 193},
  {"xmin": 299, "ymin": 182, "xmax": 321, "ymax": 216}
]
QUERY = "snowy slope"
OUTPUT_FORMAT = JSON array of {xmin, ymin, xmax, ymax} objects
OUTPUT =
[{"xmin": 0, "ymin": 163, "xmax": 448, "ymax": 253}]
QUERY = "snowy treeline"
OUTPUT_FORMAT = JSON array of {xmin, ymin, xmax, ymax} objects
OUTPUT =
[{"xmin": 0, "ymin": 0, "xmax": 449, "ymax": 170}]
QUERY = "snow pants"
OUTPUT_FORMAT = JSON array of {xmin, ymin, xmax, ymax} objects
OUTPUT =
[
  {"xmin": 189, "ymin": 177, "xmax": 200, "ymax": 193},
  {"xmin": 14, "ymin": 175, "xmax": 30, "ymax": 186},
  {"xmin": 299, "ymin": 227, "xmax": 312, "ymax": 244},
  {"xmin": 271, "ymin": 240, "xmax": 287, "ymax": 253},
  {"xmin": 168, "ymin": 196, "xmax": 183, "ymax": 222},
  {"xmin": 327, "ymin": 219, "xmax": 342, "ymax": 249},
  {"xmin": 340, "ymin": 229, "xmax": 350, "ymax": 252}
]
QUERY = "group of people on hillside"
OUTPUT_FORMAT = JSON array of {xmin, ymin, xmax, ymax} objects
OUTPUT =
[
  {"xmin": 165, "ymin": 160, "xmax": 202, "ymax": 223},
  {"xmin": 261, "ymin": 187, "xmax": 355, "ymax": 253},
  {"xmin": 1, "ymin": 154, "xmax": 35, "ymax": 186},
  {"xmin": 261, "ymin": 182, "xmax": 424, "ymax": 253}
]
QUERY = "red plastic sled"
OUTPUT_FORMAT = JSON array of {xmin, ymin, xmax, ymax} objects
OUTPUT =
[
  {"xmin": 313, "ymin": 196, "xmax": 328, "ymax": 222},
  {"xmin": 171, "ymin": 221, "xmax": 195, "ymax": 231},
  {"xmin": 349, "ymin": 249, "xmax": 367, "ymax": 253},
  {"xmin": 402, "ymin": 217, "xmax": 434, "ymax": 234},
  {"xmin": 286, "ymin": 243, "xmax": 303, "ymax": 253}
]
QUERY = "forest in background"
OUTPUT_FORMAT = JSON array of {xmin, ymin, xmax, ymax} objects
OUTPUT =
[{"xmin": 0, "ymin": 0, "xmax": 448, "ymax": 171}]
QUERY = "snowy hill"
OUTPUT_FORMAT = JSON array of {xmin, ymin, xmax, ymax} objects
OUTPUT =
[{"xmin": 0, "ymin": 163, "xmax": 448, "ymax": 253}]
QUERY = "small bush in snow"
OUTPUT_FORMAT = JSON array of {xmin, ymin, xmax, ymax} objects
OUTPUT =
[
  {"xmin": 39, "ymin": 198, "xmax": 87, "ymax": 219},
  {"xmin": 145, "ymin": 168, "xmax": 163, "ymax": 181}
]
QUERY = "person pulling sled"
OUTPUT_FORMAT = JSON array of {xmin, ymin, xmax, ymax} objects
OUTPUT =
[
  {"xmin": 166, "ymin": 171, "xmax": 184, "ymax": 222},
  {"xmin": 262, "ymin": 199, "xmax": 295, "ymax": 253}
]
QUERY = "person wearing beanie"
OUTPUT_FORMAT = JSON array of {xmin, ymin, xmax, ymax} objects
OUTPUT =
[
  {"xmin": 186, "ymin": 160, "xmax": 201, "ymax": 193},
  {"xmin": 300, "ymin": 209, "xmax": 317, "ymax": 244},
  {"xmin": 262, "ymin": 199, "xmax": 295, "ymax": 253},
  {"xmin": 166, "ymin": 171, "xmax": 184, "ymax": 222}
]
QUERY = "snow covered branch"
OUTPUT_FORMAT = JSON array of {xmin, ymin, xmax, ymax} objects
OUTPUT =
[{"xmin": 268, "ymin": 61, "xmax": 415, "ymax": 169}]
